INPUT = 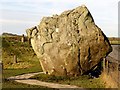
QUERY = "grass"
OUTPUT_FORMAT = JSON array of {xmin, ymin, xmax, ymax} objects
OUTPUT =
[
  {"xmin": 30, "ymin": 73, "xmax": 105, "ymax": 88},
  {"xmin": 2, "ymin": 36, "xmax": 40, "ymax": 70},
  {"xmin": 108, "ymin": 37, "xmax": 120, "ymax": 45},
  {"xmin": 1, "ymin": 36, "xmax": 51, "ymax": 89},
  {"xmin": 3, "ymin": 79, "xmax": 47, "ymax": 89},
  {"xmin": 2, "ymin": 68, "xmax": 57, "ymax": 89},
  {"xmin": 110, "ymin": 40, "xmax": 120, "ymax": 45}
]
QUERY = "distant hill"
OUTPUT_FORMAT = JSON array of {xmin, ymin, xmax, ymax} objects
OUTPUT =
[
  {"xmin": 108, "ymin": 37, "xmax": 120, "ymax": 45},
  {"xmin": 2, "ymin": 32, "xmax": 21, "ymax": 37},
  {"xmin": 2, "ymin": 32, "xmax": 28, "ymax": 42},
  {"xmin": 108, "ymin": 37, "xmax": 120, "ymax": 41}
]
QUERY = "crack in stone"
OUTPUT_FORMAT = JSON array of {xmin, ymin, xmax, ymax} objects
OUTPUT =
[{"xmin": 77, "ymin": 48, "xmax": 82, "ymax": 74}]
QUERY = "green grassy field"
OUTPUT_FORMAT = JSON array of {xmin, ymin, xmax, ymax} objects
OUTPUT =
[
  {"xmin": 108, "ymin": 37, "xmax": 120, "ymax": 45},
  {"xmin": 1, "ymin": 36, "xmax": 49, "ymax": 89}
]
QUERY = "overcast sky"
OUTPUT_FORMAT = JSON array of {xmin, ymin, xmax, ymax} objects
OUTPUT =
[{"xmin": 0, "ymin": 0, "xmax": 119, "ymax": 37}]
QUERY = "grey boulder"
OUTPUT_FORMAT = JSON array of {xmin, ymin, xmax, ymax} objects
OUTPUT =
[{"xmin": 26, "ymin": 5, "xmax": 112, "ymax": 76}]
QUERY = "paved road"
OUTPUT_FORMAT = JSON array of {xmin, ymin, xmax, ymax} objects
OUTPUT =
[
  {"xmin": 110, "ymin": 45, "xmax": 120, "ymax": 59},
  {"xmin": 107, "ymin": 45, "xmax": 120, "ymax": 62}
]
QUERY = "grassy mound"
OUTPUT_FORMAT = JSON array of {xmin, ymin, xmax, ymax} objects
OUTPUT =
[
  {"xmin": 2, "ymin": 36, "xmax": 39, "ymax": 70},
  {"xmin": 1, "ymin": 35, "xmax": 45, "ymax": 88}
]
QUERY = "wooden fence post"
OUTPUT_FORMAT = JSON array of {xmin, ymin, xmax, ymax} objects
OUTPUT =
[
  {"xmin": 106, "ymin": 59, "xmax": 109, "ymax": 74},
  {"xmin": 103, "ymin": 58, "xmax": 106, "ymax": 72},
  {"xmin": 13, "ymin": 55, "xmax": 17, "ymax": 63},
  {"xmin": 21, "ymin": 34, "xmax": 25, "ymax": 42}
]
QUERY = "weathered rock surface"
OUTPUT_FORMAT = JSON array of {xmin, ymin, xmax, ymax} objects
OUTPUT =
[{"xmin": 26, "ymin": 5, "xmax": 112, "ymax": 76}]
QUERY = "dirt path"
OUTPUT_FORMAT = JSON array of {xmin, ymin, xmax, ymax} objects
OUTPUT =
[{"xmin": 7, "ymin": 72, "xmax": 82, "ymax": 89}]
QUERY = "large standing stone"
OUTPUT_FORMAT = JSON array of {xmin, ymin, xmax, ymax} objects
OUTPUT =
[{"xmin": 26, "ymin": 5, "xmax": 112, "ymax": 76}]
